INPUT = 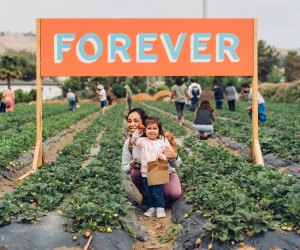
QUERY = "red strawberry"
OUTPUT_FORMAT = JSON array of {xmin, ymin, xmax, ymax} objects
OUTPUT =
[
  {"xmin": 139, "ymin": 124, "xmax": 145, "ymax": 129},
  {"xmin": 32, "ymin": 202, "xmax": 37, "ymax": 206}
]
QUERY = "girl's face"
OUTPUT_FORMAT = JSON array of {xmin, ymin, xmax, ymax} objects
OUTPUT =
[
  {"xmin": 145, "ymin": 123, "xmax": 159, "ymax": 140},
  {"xmin": 127, "ymin": 112, "xmax": 142, "ymax": 135}
]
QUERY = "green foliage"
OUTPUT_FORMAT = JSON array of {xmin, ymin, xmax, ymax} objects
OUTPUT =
[
  {"xmin": 213, "ymin": 76, "xmax": 239, "ymax": 90},
  {"xmin": 14, "ymin": 89, "xmax": 36, "ymax": 103},
  {"xmin": 4, "ymin": 50, "xmax": 36, "ymax": 81},
  {"xmin": 284, "ymin": 51, "xmax": 300, "ymax": 82},
  {"xmin": 260, "ymin": 82, "xmax": 300, "ymax": 102},
  {"xmin": 179, "ymin": 137, "xmax": 300, "ymax": 242},
  {"xmin": 164, "ymin": 76, "xmax": 176, "ymax": 87},
  {"xmin": 111, "ymin": 83, "xmax": 125, "ymax": 98},
  {"xmin": 194, "ymin": 76, "xmax": 215, "ymax": 90},
  {"xmin": 0, "ymin": 104, "xmax": 130, "ymax": 231},
  {"xmin": 64, "ymin": 77, "xmax": 85, "ymax": 93},
  {"xmin": 0, "ymin": 54, "xmax": 22, "ymax": 87},
  {"xmin": 258, "ymin": 40, "xmax": 280, "ymax": 82},
  {"xmin": 158, "ymin": 225, "xmax": 182, "ymax": 243},
  {"xmin": 267, "ymin": 67, "xmax": 282, "ymax": 83}
]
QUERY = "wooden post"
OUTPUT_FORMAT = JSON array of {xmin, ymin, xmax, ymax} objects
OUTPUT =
[
  {"xmin": 252, "ymin": 19, "xmax": 264, "ymax": 166},
  {"xmin": 17, "ymin": 19, "xmax": 45, "ymax": 186},
  {"xmin": 35, "ymin": 18, "xmax": 45, "ymax": 169}
]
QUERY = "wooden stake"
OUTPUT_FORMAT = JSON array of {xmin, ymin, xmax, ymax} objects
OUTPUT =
[
  {"xmin": 253, "ymin": 139, "xmax": 264, "ymax": 165},
  {"xmin": 18, "ymin": 19, "xmax": 45, "ymax": 185},
  {"xmin": 252, "ymin": 19, "xmax": 264, "ymax": 166},
  {"xmin": 83, "ymin": 235, "xmax": 93, "ymax": 250}
]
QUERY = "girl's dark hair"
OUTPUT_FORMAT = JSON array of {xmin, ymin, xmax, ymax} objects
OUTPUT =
[
  {"xmin": 144, "ymin": 117, "xmax": 165, "ymax": 139},
  {"xmin": 199, "ymin": 100, "xmax": 214, "ymax": 112},
  {"xmin": 127, "ymin": 108, "xmax": 148, "ymax": 124}
]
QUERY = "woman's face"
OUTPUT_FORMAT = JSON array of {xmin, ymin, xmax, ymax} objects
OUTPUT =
[{"xmin": 127, "ymin": 112, "xmax": 142, "ymax": 135}]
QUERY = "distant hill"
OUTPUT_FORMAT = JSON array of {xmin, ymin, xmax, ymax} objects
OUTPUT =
[{"xmin": 0, "ymin": 32, "xmax": 35, "ymax": 54}]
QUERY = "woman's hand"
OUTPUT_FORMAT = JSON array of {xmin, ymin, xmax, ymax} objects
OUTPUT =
[
  {"xmin": 162, "ymin": 146, "xmax": 177, "ymax": 159},
  {"xmin": 130, "ymin": 157, "xmax": 140, "ymax": 169}
]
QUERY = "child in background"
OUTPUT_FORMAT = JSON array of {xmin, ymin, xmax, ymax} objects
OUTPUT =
[{"xmin": 131, "ymin": 117, "xmax": 170, "ymax": 218}]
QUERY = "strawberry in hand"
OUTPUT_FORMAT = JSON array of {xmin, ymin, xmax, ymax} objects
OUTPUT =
[{"xmin": 139, "ymin": 124, "xmax": 145, "ymax": 130}]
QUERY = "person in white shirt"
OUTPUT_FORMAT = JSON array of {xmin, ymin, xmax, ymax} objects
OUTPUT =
[
  {"xmin": 241, "ymin": 83, "xmax": 266, "ymax": 122},
  {"xmin": 96, "ymin": 84, "xmax": 107, "ymax": 113},
  {"xmin": 187, "ymin": 78, "xmax": 202, "ymax": 112}
]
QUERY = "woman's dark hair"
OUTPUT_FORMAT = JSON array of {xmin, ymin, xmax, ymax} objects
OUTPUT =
[
  {"xmin": 199, "ymin": 100, "xmax": 214, "ymax": 112},
  {"xmin": 144, "ymin": 117, "xmax": 165, "ymax": 139},
  {"xmin": 175, "ymin": 76, "xmax": 184, "ymax": 86},
  {"xmin": 127, "ymin": 108, "xmax": 148, "ymax": 124}
]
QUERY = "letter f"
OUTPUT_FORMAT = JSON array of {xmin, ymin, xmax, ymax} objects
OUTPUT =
[{"xmin": 54, "ymin": 33, "xmax": 75, "ymax": 63}]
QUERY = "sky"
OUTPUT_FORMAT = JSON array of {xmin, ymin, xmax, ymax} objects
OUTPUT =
[{"xmin": 0, "ymin": 0, "xmax": 299, "ymax": 49}]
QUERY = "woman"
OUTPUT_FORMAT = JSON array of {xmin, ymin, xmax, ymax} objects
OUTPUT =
[
  {"xmin": 122, "ymin": 108, "xmax": 182, "ymax": 204},
  {"xmin": 2, "ymin": 88, "xmax": 15, "ymax": 112},
  {"xmin": 193, "ymin": 100, "xmax": 216, "ymax": 139},
  {"xmin": 170, "ymin": 77, "xmax": 189, "ymax": 125},
  {"xmin": 66, "ymin": 88, "xmax": 76, "ymax": 111}
]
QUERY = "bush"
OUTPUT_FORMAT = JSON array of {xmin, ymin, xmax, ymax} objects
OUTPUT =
[
  {"xmin": 259, "ymin": 81, "xmax": 300, "ymax": 102},
  {"xmin": 14, "ymin": 89, "xmax": 36, "ymax": 103},
  {"xmin": 267, "ymin": 67, "xmax": 282, "ymax": 83},
  {"xmin": 111, "ymin": 83, "xmax": 125, "ymax": 98}
]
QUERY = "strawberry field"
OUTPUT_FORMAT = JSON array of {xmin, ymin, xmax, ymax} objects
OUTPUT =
[{"xmin": 0, "ymin": 101, "xmax": 299, "ymax": 250}]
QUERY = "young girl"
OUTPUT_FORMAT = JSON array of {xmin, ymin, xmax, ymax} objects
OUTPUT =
[
  {"xmin": 131, "ymin": 117, "xmax": 170, "ymax": 218},
  {"xmin": 193, "ymin": 100, "xmax": 216, "ymax": 139}
]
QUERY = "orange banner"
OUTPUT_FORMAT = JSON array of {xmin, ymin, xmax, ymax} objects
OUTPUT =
[{"xmin": 40, "ymin": 18, "xmax": 254, "ymax": 76}]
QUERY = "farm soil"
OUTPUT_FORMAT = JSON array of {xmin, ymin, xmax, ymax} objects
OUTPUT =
[
  {"xmin": 0, "ymin": 111, "xmax": 100, "ymax": 199},
  {"xmin": 132, "ymin": 188, "xmax": 176, "ymax": 250}
]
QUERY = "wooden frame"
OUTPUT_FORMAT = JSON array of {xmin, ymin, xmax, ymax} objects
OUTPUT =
[{"xmin": 17, "ymin": 18, "xmax": 263, "ymax": 185}]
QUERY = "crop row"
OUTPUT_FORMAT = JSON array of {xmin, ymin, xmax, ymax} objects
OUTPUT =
[
  {"xmin": 0, "ymin": 104, "xmax": 130, "ymax": 233},
  {"xmin": 215, "ymin": 101, "xmax": 300, "ymax": 136},
  {"xmin": 62, "ymin": 103, "xmax": 131, "ymax": 234},
  {"xmin": 0, "ymin": 104, "xmax": 75, "ymax": 132},
  {"xmin": 179, "ymin": 136, "xmax": 300, "ymax": 243},
  {"xmin": 145, "ymin": 102, "xmax": 300, "ymax": 164},
  {"xmin": 0, "ymin": 104, "xmax": 99, "ymax": 169}
]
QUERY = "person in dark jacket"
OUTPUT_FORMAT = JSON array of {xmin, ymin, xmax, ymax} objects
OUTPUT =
[{"xmin": 212, "ymin": 85, "xmax": 224, "ymax": 109}]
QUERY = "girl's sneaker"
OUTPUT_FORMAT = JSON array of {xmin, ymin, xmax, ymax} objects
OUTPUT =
[
  {"xmin": 143, "ymin": 207, "xmax": 156, "ymax": 217},
  {"xmin": 156, "ymin": 208, "xmax": 166, "ymax": 218}
]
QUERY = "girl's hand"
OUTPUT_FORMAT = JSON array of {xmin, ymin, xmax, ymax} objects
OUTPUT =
[
  {"xmin": 157, "ymin": 155, "xmax": 165, "ymax": 161},
  {"xmin": 162, "ymin": 146, "xmax": 177, "ymax": 159}
]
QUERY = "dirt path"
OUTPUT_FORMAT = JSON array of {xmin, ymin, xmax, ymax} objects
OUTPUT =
[
  {"xmin": 132, "ymin": 187, "xmax": 176, "ymax": 250},
  {"xmin": 0, "ymin": 111, "xmax": 100, "ymax": 199}
]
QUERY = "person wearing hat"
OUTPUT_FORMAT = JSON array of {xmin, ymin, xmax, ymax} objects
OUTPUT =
[
  {"xmin": 96, "ymin": 84, "xmax": 107, "ymax": 113},
  {"xmin": 124, "ymin": 84, "xmax": 132, "ymax": 111}
]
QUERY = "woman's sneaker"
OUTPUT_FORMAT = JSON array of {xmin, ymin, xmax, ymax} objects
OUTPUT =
[
  {"xmin": 156, "ymin": 208, "xmax": 166, "ymax": 218},
  {"xmin": 143, "ymin": 207, "xmax": 156, "ymax": 217}
]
